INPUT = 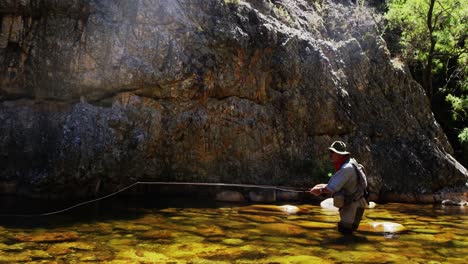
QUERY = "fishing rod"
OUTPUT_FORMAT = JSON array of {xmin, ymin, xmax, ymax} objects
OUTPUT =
[{"xmin": 0, "ymin": 181, "xmax": 310, "ymax": 217}]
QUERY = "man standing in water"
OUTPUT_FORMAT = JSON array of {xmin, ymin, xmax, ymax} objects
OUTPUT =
[{"xmin": 310, "ymin": 141, "xmax": 368, "ymax": 234}]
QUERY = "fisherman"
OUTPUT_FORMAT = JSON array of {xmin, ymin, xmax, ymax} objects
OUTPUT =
[{"xmin": 310, "ymin": 141, "xmax": 368, "ymax": 234}]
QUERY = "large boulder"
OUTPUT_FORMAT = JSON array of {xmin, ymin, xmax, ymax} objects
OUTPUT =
[{"xmin": 0, "ymin": 0, "xmax": 466, "ymax": 199}]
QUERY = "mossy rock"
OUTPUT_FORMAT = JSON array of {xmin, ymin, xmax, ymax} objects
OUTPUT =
[
  {"xmin": 23, "ymin": 249, "xmax": 52, "ymax": 259},
  {"xmin": 242, "ymin": 214, "xmax": 278, "ymax": 223},
  {"xmin": 259, "ymin": 223, "xmax": 307, "ymax": 236},
  {"xmin": 0, "ymin": 249, "xmax": 52, "ymax": 262},
  {"xmin": 198, "ymin": 247, "xmax": 267, "ymax": 261},
  {"xmin": 162, "ymin": 241, "xmax": 228, "ymax": 259},
  {"xmin": 365, "ymin": 211, "xmax": 395, "ymax": 221},
  {"xmin": 14, "ymin": 231, "xmax": 79, "ymax": 242},
  {"xmin": 195, "ymin": 225, "xmax": 225, "ymax": 237},
  {"xmin": 416, "ymin": 216, "xmax": 438, "ymax": 222},
  {"xmin": 47, "ymin": 244, "xmax": 73, "ymax": 255},
  {"xmin": 0, "ymin": 242, "xmax": 25, "ymax": 251},
  {"xmin": 139, "ymin": 230, "xmax": 173, "ymax": 240},
  {"xmin": 287, "ymin": 237, "xmax": 321, "ymax": 246},
  {"xmin": 115, "ymin": 248, "xmax": 170, "ymax": 262},
  {"xmin": 452, "ymin": 240, "xmax": 468, "ymax": 247},
  {"xmin": 47, "ymin": 241, "xmax": 95, "ymax": 255},
  {"xmin": 326, "ymin": 249, "xmax": 410, "ymax": 263},
  {"xmin": 405, "ymin": 233, "xmax": 452, "ymax": 243},
  {"xmin": 108, "ymin": 238, "xmax": 135, "ymax": 246},
  {"xmin": 260, "ymin": 255, "xmax": 334, "ymax": 264},
  {"xmin": 133, "ymin": 215, "xmax": 166, "ymax": 225},
  {"xmin": 173, "ymin": 234, "xmax": 204, "ymax": 243},
  {"xmin": 222, "ymin": 238, "xmax": 244, "ymax": 245},
  {"xmin": 0, "ymin": 251, "xmax": 31, "ymax": 262},
  {"xmin": 113, "ymin": 223, "xmax": 152, "ymax": 232},
  {"xmin": 295, "ymin": 220, "xmax": 336, "ymax": 229},
  {"xmin": 413, "ymin": 228, "xmax": 442, "ymax": 234}
]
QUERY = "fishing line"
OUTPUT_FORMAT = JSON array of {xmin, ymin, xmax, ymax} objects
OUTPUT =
[{"xmin": 0, "ymin": 181, "xmax": 309, "ymax": 217}]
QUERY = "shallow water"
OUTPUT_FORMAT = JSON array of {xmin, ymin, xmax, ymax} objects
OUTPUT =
[{"xmin": 0, "ymin": 196, "xmax": 466, "ymax": 263}]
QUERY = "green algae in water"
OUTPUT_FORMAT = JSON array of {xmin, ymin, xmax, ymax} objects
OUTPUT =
[{"xmin": 0, "ymin": 198, "xmax": 466, "ymax": 263}]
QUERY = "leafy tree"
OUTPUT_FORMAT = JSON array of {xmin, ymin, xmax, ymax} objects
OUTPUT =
[
  {"xmin": 385, "ymin": 0, "xmax": 467, "ymax": 99},
  {"xmin": 385, "ymin": 0, "xmax": 467, "ymax": 165}
]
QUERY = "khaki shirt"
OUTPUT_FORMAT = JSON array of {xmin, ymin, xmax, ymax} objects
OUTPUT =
[{"xmin": 327, "ymin": 162, "xmax": 359, "ymax": 196}]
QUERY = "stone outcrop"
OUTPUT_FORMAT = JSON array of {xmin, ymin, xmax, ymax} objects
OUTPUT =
[{"xmin": 0, "ymin": 0, "xmax": 466, "ymax": 199}]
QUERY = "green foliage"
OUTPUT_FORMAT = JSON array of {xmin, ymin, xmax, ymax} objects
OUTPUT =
[
  {"xmin": 385, "ymin": 0, "xmax": 467, "ymax": 73},
  {"xmin": 385, "ymin": 0, "xmax": 468, "ymax": 165},
  {"xmin": 458, "ymin": 127, "xmax": 468, "ymax": 143},
  {"xmin": 446, "ymin": 93, "xmax": 468, "ymax": 158},
  {"xmin": 446, "ymin": 94, "xmax": 468, "ymax": 121},
  {"xmin": 458, "ymin": 127, "xmax": 468, "ymax": 161}
]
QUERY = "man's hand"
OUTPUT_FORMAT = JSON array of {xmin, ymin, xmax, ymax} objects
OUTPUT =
[{"xmin": 309, "ymin": 183, "xmax": 327, "ymax": 196}]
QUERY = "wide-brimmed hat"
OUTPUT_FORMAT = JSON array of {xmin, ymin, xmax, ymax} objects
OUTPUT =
[{"xmin": 328, "ymin": 141, "xmax": 350, "ymax": 155}]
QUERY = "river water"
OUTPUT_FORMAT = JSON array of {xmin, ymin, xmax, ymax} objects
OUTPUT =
[{"xmin": 0, "ymin": 196, "xmax": 466, "ymax": 263}]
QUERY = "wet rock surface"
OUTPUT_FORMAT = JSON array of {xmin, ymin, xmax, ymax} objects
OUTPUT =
[{"xmin": 0, "ymin": 0, "xmax": 466, "ymax": 199}]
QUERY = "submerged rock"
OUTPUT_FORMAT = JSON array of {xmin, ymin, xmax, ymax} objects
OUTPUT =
[
  {"xmin": 325, "ymin": 249, "xmax": 410, "ymax": 263},
  {"xmin": 139, "ymin": 230, "xmax": 173, "ymax": 240},
  {"xmin": 115, "ymin": 249, "xmax": 170, "ymax": 263},
  {"xmin": 0, "ymin": 242, "xmax": 25, "ymax": 252},
  {"xmin": 261, "ymin": 255, "xmax": 333, "ymax": 264},
  {"xmin": 14, "ymin": 232, "xmax": 79, "ymax": 243},
  {"xmin": 358, "ymin": 222, "xmax": 406, "ymax": 234},
  {"xmin": 221, "ymin": 238, "xmax": 244, "ymax": 246},
  {"xmin": 259, "ymin": 223, "xmax": 307, "ymax": 236},
  {"xmin": 195, "ymin": 225, "xmax": 225, "ymax": 237},
  {"xmin": 295, "ymin": 221, "xmax": 336, "ymax": 229},
  {"xmin": 47, "ymin": 241, "xmax": 95, "ymax": 256},
  {"xmin": 241, "ymin": 214, "xmax": 278, "ymax": 223},
  {"xmin": 113, "ymin": 223, "xmax": 152, "ymax": 232},
  {"xmin": 0, "ymin": 252, "xmax": 31, "ymax": 262}
]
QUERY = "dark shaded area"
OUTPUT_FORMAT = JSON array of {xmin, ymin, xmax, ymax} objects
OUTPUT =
[{"xmin": 0, "ymin": 192, "xmax": 219, "ymax": 229}]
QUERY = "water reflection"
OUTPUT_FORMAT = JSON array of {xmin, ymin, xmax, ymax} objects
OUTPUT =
[{"xmin": 0, "ymin": 196, "xmax": 466, "ymax": 263}]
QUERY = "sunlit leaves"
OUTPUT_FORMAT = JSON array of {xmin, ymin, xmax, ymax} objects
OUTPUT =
[
  {"xmin": 385, "ymin": 0, "xmax": 468, "ymax": 162},
  {"xmin": 446, "ymin": 94, "xmax": 467, "ymax": 121},
  {"xmin": 385, "ymin": 0, "xmax": 467, "ymax": 73}
]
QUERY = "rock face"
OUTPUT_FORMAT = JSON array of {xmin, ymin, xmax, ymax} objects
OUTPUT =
[{"xmin": 0, "ymin": 0, "xmax": 466, "ymax": 199}]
